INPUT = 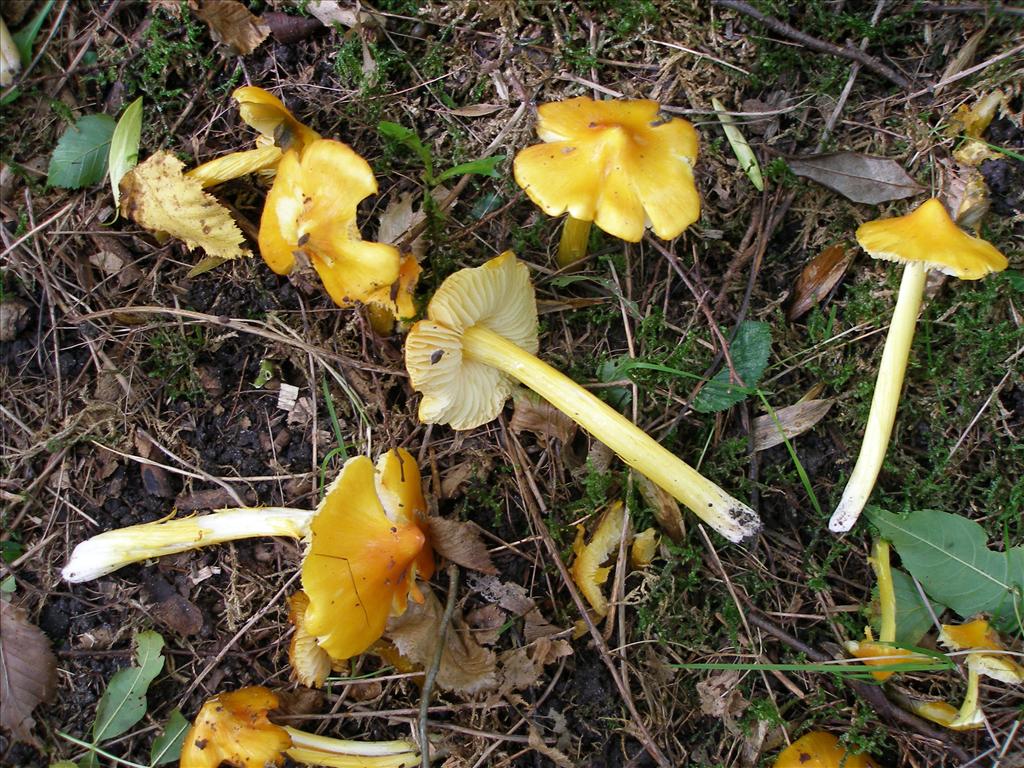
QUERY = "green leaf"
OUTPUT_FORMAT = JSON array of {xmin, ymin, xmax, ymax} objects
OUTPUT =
[
  {"xmin": 711, "ymin": 97, "xmax": 763, "ymax": 191},
  {"xmin": 866, "ymin": 508, "xmax": 1024, "ymax": 627},
  {"xmin": 11, "ymin": 0, "xmax": 55, "ymax": 66},
  {"xmin": 109, "ymin": 97, "xmax": 143, "ymax": 208},
  {"xmin": 92, "ymin": 631, "xmax": 165, "ymax": 742},
  {"xmin": 150, "ymin": 708, "xmax": 189, "ymax": 766},
  {"xmin": 435, "ymin": 154, "xmax": 506, "ymax": 183},
  {"xmin": 692, "ymin": 321, "xmax": 772, "ymax": 413},
  {"xmin": 872, "ymin": 567, "xmax": 947, "ymax": 646},
  {"xmin": 48, "ymin": 114, "xmax": 116, "ymax": 189},
  {"xmin": 378, "ymin": 120, "xmax": 433, "ymax": 179}
]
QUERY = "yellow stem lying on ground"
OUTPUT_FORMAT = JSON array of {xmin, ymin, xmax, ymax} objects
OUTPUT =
[
  {"xmin": 830, "ymin": 261, "xmax": 927, "ymax": 533},
  {"xmin": 462, "ymin": 325, "xmax": 760, "ymax": 543},
  {"xmin": 556, "ymin": 214, "xmax": 592, "ymax": 268},
  {"xmin": 62, "ymin": 507, "xmax": 312, "ymax": 582},
  {"xmin": 284, "ymin": 727, "xmax": 420, "ymax": 767},
  {"xmin": 870, "ymin": 539, "xmax": 897, "ymax": 643}
]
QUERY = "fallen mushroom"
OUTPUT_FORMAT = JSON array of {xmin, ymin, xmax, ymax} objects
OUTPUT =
[
  {"xmin": 844, "ymin": 539, "xmax": 931, "ymax": 681},
  {"xmin": 771, "ymin": 731, "xmax": 880, "ymax": 768},
  {"xmin": 258, "ymin": 138, "xmax": 419, "ymax": 328},
  {"xmin": 513, "ymin": 96, "xmax": 700, "ymax": 267},
  {"xmin": 180, "ymin": 686, "xmax": 421, "ymax": 768},
  {"xmin": 828, "ymin": 198, "xmax": 1007, "ymax": 533},
  {"xmin": 63, "ymin": 449, "xmax": 434, "ymax": 661},
  {"xmin": 571, "ymin": 501, "xmax": 626, "ymax": 617},
  {"xmin": 405, "ymin": 251, "xmax": 760, "ymax": 543}
]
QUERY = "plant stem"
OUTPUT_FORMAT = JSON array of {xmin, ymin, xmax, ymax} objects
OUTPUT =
[
  {"xmin": 871, "ymin": 539, "xmax": 897, "ymax": 643},
  {"xmin": 830, "ymin": 261, "xmax": 927, "ymax": 532},
  {"xmin": 556, "ymin": 214, "xmax": 592, "ymax": 267},
  {"xmin": 462, "ymin": 325, "xmax": 760, "ymax": 542}
]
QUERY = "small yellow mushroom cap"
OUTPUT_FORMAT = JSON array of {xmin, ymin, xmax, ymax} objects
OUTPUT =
[
  {"xmin": 905, "ymin": 698, "xmax": 984, "ymax": 731},
  {"xmin": 287, "ymin": 591, "xmax": 333, "ymax": 688},
  {"xmin": 570, "ymin": 501, "xmax": 626, "ymax": 617},
  {"xmin": 772, "ymin": 732, "xmax": 880, "ymax": 768},
  {"xmin": 405, "ymin": 251, "xmax": 538, "ymax": 430},
  {"xmin": 302, "ymin": 450, "xmax": 433, "ymax": 661},
  {"xmin": 513, "ymin": 97, "xmax": 700, "ymax": 242},
  {"xmin": 233, "ymin": 86, "xmax": 321, "ymax": 151},
  {"xmin": 630, "ymin": 527, "xmax": 659, "ymax": 568},
  {"xmin": 855, "ymin": 198, "xmax": 1007, "ymax": 280},
  {"xmin": 938, "ymin": 617, "xmax": 1003, "ymax": 651},
  {"xmin": 180, "ymin": 687, "xmax": 290, "ymax": 768},
  {"xmin": 843, "ymin": 635, "xmax": 923, "ymax": 682},
  {"xmin": 259, "ymin": 139, "xmax": 405, "ymax": 310}
]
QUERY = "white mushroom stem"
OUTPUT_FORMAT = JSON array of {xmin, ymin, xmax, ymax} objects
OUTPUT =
[
  {"xmin": 557, "ymin": 215, "xmax": 592, "ymax": 268},
  {"xmin": 462, "ymin": 325, "xmax": 761, "ymax": 543},
  {"xmin": 830, "ymin": 261, "xmax": 927, "ymax": 533},
  {"xmin": 285, "ymin": 728, "xmax": 420, "ymax": 762},
  {"xmin": 62, "ymin": 507, "xmax": 313, "ymax": 583}
]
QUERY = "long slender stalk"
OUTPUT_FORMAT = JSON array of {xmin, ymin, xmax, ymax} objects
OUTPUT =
[
  {"xmin": 830, "ymin": 261, "xmax": 927, "ymax": 532},
  {"xmin": 285, "ymin": 727, "xmax": 419, "ymax": 757},
  {"xmin": 462, "ymin": 325, "xmax": 760, "ymax": 542},
  {"xmin": 871, "ymin": 539, "xmax": 897, "ymax": 643},
  {"xmin": 556, "ymin": 214, "xmax": 592, "ymax": 267},
  {"xmin": 62, "ymin": 507, "xmax": 313, "ymax": 582}
]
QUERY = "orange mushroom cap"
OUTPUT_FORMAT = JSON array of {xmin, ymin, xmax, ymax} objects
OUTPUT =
[
  {"xmin": 570, "ymin": 501, "xmax": 626, "ymax": 617},
  {"xmin": 180, "ymin": 686, "xmax": 290, "ymax": 768},
  {"xmin": 258, "ymin": 139, "xmax": 409, "ymax": 312},
  {"xmin": 513, "ymin": 96, "xmax": 700, "ymax": 242},
  {"xmin": 772, "ymin": 732, "xmax": 880, "ymax": 768},
  {"xmin": 855, "ymin": 198, "xmax": 1007, "ymax": 280},
  {"xmin": 233, "ymin": 86, "xmax": 321, "ymax": 152},
  {"xmin": 301, "ymin": 449, "xmax": 434, "ymax": 661},
  {"xmin": 843, "ymin": 635, "xmax": 924, "ymax": 682}
]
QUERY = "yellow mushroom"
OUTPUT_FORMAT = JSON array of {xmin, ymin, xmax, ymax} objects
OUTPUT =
[
  {"xmin": 514, "ymin": 97, "xmax": 700, "ymax": 267},
  {"xmin": 829, "ymin": 199, "xmax": 1007, "ymax": 533},
  {"xmin": 771, "ymin": 732, "xmax": 880, "ymax": 768},
  {"xmin": 405, "ymin": 251, "xmax": 760, "ymax": 543},
  {"xmin": 571, "ymin": 502, "xmax": 626, "ymax": 617},
  {"xmin": 180, "ymin": 686, "xmax": 421, "ymax": 768}
]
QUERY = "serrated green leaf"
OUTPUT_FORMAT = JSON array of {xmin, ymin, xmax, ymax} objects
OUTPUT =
[
  {"xmin": 12, "ymin": 0, "xmax": 54, "ymax": 66},
  {"xmin": 871, "ymin": 567, "xmax": 947, "ymax": 646},
  {"xmin": 48, "ymin": 114, "xmax": 116, "ymax": 189},
  {"xmin": 866, "ymin": 508, "xmax": 1024, "ymax": 628},
  {"xmin": 693, "ymin": 321, "xmax": 772, "ymax": 413},
  {"xmin": 150, "ymin": 708, "xmax": 189, "ymax": 766},
  {"xmin": 92, "ymin": 631, "xmax": 165, "ymax": 742},
  {"xmin": 378, "ymin": 120, "xmax": 433, "ymax": 179},
  {"xmin": 711, "ymin": 97, "xmax": 763, "ymax": 191},
  {"xmin": 435, "ymin": 154, "xmax": 506, "ymax": 183},
  {"xmin": 109, "ymin": 97, "xmax": 143, "ymax": 208}
]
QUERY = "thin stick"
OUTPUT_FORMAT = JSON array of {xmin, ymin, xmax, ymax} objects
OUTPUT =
[{"xmin": 419, "ymin": 564, "xmax": 459, "ymax": 768}]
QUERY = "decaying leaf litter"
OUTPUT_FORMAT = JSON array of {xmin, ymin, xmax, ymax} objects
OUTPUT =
[{"xmin": 1, "ymin": 1, "xmax": 1022, "ymax": 767}]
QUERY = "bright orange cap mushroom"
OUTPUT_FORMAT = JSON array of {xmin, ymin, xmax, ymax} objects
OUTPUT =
[
  {"xmin": 181, "ymin": 687, "xmax": 290, "ymax": 768},
  {"xmin": 772, "ymin": 732, "xmax": 880, "ymax": 768},
  {"xmin": 258, "ymin": 138, "xmax": 414, "ymax": 318},
  {"xmin": 514, "ymin": 96, "xmax": 700, "ymax": 265},
  {"xmin": 302, "ymin": 448, "xmax": 434, "ymax": 661}
]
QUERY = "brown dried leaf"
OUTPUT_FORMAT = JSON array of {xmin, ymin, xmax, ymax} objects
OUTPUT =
[
  {"xmin": 447, "ymin": 103, "xmax": 505, "ymax": 118},
  {"xmin": 306, "ymin": 0, "xmax": 382, "ymax": 29},
  {"xmin": 786, "ymin": 152, "xmax": 923, "ymax": 204},
  {"xmin": 427, "ymin": 517, "xmax": 497, "ymax": 574},
  {"xmin": 377, "ymin": 191, "xmax": 427, "ymax": 260},
  {"xmin": 787, "ymin": 245, "xmax": 852, "ymax": 321},
  {"xmin": 193, "ymin": 0, "xmax": 270, "ymax": 54},
  {"xmin": 751, "ymin": 399, "xmax": 835, "ymax": 452},
  {"xmin": 467, "ymin": 573, "xmax": 536, "ymax": 615},
  {"xmin": 262, "ymin": 11, "xmax": 323, "ymax": 44},
  {"xmin": 499, "ymin": 637, "xmax": 573, "ymax": 695},
  {"xmin": 528, "ymin": 726, "xmax": 574, "ymax": 768},
  {"xmin": 119, "ymin": 152, "xmax": 249, "ymax": 260},
  {"xmin": 633, "ymin": 472, "xmax": 685, "ymax": 544},
  {"xmin": 0, "ymin": 601, "xmax": 57, "ymax": 746},
  {"xmin": 465, "ymin": 604, "xmax": 506, "ymax": 646},
  {"xmin": 386, "ymin": 586, "xmax": 498, "ymax": 694},
  {"xmin": 510, "ymin": 392, "xmax": 578, "ymax": 444}
]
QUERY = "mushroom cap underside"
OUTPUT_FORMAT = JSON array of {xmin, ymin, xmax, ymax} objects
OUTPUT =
[
  {"xmin": 180, "ymin": 687, "xmax": 289, "ymax": 768},
  {"xmin": 405, "ymin": 251, "xmax": 538, "ymax": 430},
  {"xmin": 856, "ymin": 198, "xmax": 1007, "ymax": 279},
  {"xmin": 513, "ymin": 96, "xmax": 700, "ymax": 242}
]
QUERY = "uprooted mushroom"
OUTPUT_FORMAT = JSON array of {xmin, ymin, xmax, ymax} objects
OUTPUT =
[{"xmin": 404, "ymin": 251, "xmax": 760, "ymax": 543}]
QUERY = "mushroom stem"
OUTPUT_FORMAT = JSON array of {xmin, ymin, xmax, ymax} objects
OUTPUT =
[
  {"xmin": 461, "ymin": 325, "xmax": 760, "ymax": 542},
  {"xmin": 829, "ymin": 261, "xmax": 927, "ymax": 533},
  {"xmin": 556, "ymin": 215, "xmax": 592, "ymax": 268},
  {"xmin": 62, "ymin": 507, "xmax": 313, "ymax": 583},
  {"xmin": 949, "ymin": 664, "xmax": 983, "ymax": 729},
  {"xmin": 284, "ymin": 727, "xmax": 420, "ymax": 766},
  {"xmin": 869, "ymin": 539, "xmax": 897, "ymax": 644}
]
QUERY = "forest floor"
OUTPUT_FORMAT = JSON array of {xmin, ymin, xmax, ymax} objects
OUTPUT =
[{"xmin": 1, "ymin": 1, "xmax": 1022, "ymax": 767}]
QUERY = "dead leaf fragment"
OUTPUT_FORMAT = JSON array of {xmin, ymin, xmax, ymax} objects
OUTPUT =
[
  {"xmin": 510, "ymin": 392, "xmax": 578, "ymax": 444},
  {"xmin": 528, "ymin": 726, "xmax": 574, "ymax": 768},
  {"xmin": 0, "ymin": 600, "xmax": 58, "ymax": 747},
  {"xmin": 751, "ymin": 399, "xmax": 835, "ymax": 452},
  {"xmin": 120, "ymin": 152, "xmax": 250, "ymax": 261},
  {"xmin": 786, "ymin": 152, "xmax": 923, "ymax": 204},
  {"xmin": 633, "ymin": 472, "xmax": 685, "ymax": 543},
  {"xmin": 448, "ymin": 103, "xmax": 505, "ymax": 118},
  {"xmin": 0, "ymin": 298, "xmax": 30, "ymax": 342},
  {"xmin": 377, "ymin": 191, "xmax": 427, "ymax": 260},
  {"xmin": 307, "ymin": 0, "xmax": 382, "ymax": 29},
  {"xmin": 193, "ymin": 0, "xmax": 270, "ymax": 54},
  {"xmin": 262, "ymin": 12, "xmax": 323, "ymax": 44},
  {"xmin": 788, "ymin": 245, "xmax": 852, "ymax": 321},
  {"xmin": 426, "ymin": 517, "xmax": 498, "ymax": 574}
]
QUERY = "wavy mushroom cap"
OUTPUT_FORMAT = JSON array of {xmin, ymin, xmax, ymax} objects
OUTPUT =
[
  {"xmin": 302, "ymin": 451, "xmax": 433, "ymax": 661},
  {"xmin": 513, "ymin": 97, "xmax": 700, "ymax": 242},
  {"xmin": 258, "ymin": 139, "xmax": 403, "ymax": 308},
  {"xmin": 571, "ymin": 501, "xmax": 626, "ymax": 617},
  {"xmin": 906, "ymin": 698, "xmax": 984, "ymax": 731},
  {"xmin": 941, "ymin": 618, "xmax": 1024, "ymax": 683},
  {"xmin": 856, "ymin": 198, "xmax": 1008, "ymax": 280},
  {"xmin": 772, "ymin": 732, "xmax": 879, "ymax": 768},
  {"xmin": 843, "ymin": 637, "xmax": 921, "ymax": 682},
  {"xmin": 287, "ymin": 591, "xmax": 334, "ymax": 688},
  {"xmin": 180, "ymin": 687, "xmax": 289, "ymax": 768},
  {"xmin": 405, "ymin": 251, "xmax": 539, "ymax": 430},
  {"xmin": 233, "ymin": 86, "xmax": 321, "ymax": 151}
]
